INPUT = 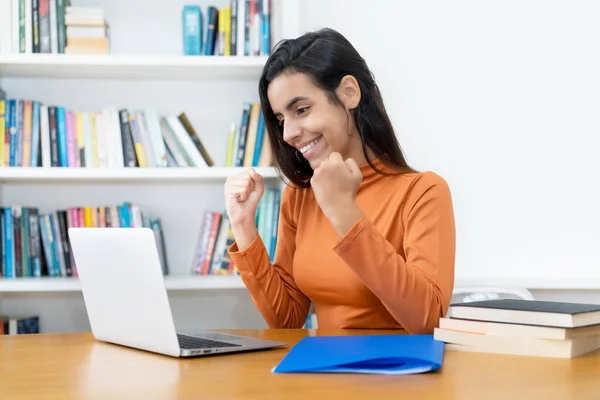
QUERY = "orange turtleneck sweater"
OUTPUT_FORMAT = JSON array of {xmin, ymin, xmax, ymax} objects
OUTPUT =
[{"xmin": 228, "ymin": 159, "xmax": 456, "ymax": 334}]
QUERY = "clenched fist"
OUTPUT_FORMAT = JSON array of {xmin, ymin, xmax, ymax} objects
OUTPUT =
[
  {"xmin": 224, "ymin": 168, "xmax": 264, "ymax": 227},
  {"xmin": 310, "ymin": 152, "xmax": 363, "ymax": 223}
]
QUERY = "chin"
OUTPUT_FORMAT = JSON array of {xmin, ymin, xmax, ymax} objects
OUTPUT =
[{"xmin": 307, "ymin": 153, "xmax": 329, "ymax": 170}]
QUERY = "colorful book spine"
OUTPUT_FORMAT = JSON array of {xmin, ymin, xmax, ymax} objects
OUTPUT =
[
  {"xmin": 30, "ymin": 101, "xmax": 40, "ymax": 167},
  {"xmin": 182, "ymin": 5, "xmax": 202, "ymax": 55}
]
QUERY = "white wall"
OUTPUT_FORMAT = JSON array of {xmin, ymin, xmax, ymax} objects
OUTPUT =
[{"xmin": 297, "ymin": 0, "xmax": 600, "ymax": 301}]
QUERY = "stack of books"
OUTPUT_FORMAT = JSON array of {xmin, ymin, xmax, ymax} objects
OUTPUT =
[
  {"xmin": 64, "ymin": 6, "xmax": 109, "ymax": 54},
  {"xmin": 434, "ymin": 299, "xmax": 600, "ymax": 358}
]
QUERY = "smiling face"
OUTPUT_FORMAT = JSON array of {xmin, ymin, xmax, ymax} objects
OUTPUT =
[{"xmin": 267, "ymin": 72, "xmax": 367, "ymax": 170}]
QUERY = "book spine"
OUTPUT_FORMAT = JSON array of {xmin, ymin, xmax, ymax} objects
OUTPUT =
[
  {"xmin": 28, "ymin": 208, "xmax": 42, "ymax": 277},
  {"xmin": 235, "ymin": 103, "xmax": 251, "ymax": 167},
  {"xmin": 182, "ymin": 5, "xmax": 201, "ymax": 56},
  {"xmin": 21, "ymin": 207, "xmax": 29, "ymax": 276},
  {"xmin": 56, "ymin": 210, "xmax": 71, "ymax": 277},
  {"xmin": 0, "ymin": 100, "xmax": 5, "ymax": 167},
  {"xmin": 38, "ymin": 215, "xmax": 54, "ymax": 277},
  {"xmin": 118, "ymin": 109, "xmax": 137, "ymax": 167},
  {"xmin": 201, "ymin": 212, "xmax": 222, "ymax": 274},
  {"xmin": 32, "ymin": 0, "xmax": 39, "ymax": 53},
  {"xmin": 261, "ymin": 0, "xmax": 269, "ymax": 55},
  {"xmin": 48, "ymin": 105, "xmax": 59, "ymax": 166},
  {"xmin": 39, "ymin": 104, "xmax": 50, "ymax": 167},
  {"xmin": 8, "ymin": 99, "xmax": 17, "ymax": 167},
  {"xmin": 128, "ymin": 115, "xmax": 147, "ymax": 167},
  {"xmin": 204, "ymin": 6, "xmax": 218, "ymax": 55},
  {"xmin": 65, "ymin": 110, "xmax": 76, "ymax": 167},
  {"xmin": 18, "ymin": 0, "xmax": 25, "ymax": 52},
  {"xmin": 0, "ymin": 211, "xmax": 4, "ymax": 278},
  {"xmin": 4, "ymin": 208, "xmax": 13, "ymax": 278},
  {"xmin": 56, "ymin": 0, "xmax": 65, "ymax": 53},
  {"xmin": 30, "ymin": 101, "xmax": 40, "ymax": 166},
  {"xmin": 48, "ymin": 213, "xmax": 65, "ymax": 276},
  {"xmin": 48, "ymin": 0, "xmax": 57, "ymax": 53},
  {"xmin": 12, "ymin": 206, "xmax": 21, "ymax": 277},
  {"xmin": 230, "ymin": 0, "xmax": 237, "ymax": 56},
  {"xmin": 38, "ymin": 0, "xmax": 50, "ymax": 53},
  {"xmin": 56, "ymin": 106, "xmax": 68, "ymax": 167}
]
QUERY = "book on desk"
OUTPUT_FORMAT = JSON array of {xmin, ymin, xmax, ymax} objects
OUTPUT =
[{"xmin": 434, "ymin": 299, "xmax": 600, "ymax": 358}]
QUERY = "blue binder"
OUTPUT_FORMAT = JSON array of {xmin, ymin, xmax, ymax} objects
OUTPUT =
[{"xmin": 272, "ymin": 334, "xmax": 444, "ymax": 375}]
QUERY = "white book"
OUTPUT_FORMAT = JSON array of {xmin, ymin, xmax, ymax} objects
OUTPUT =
[
  {"xmin": 0, "ymin": 0, "xmax": 13, "ymax": 53},
  {"xmin": 143, "ymin": 109, "xmax": 167, "ymax": 168},
  {"xmin": 165, "ymin": 115, "xmax": 207, "ymax": 168},
  {"xmin": 40, "ymin": 105, "xmax": 51, "ymax": 168},
  {"xmin": 25, "ymin": 0, "xmax": 32, "ymax": 53},
  {"xmin": 107, "ymin": 107, "xmax": 124, "ymax": 168},
  {"xmin": 237, "ymin": 0, "xmax": 245, "ymax": 56},
  {"xmin": 159, "ymin": 118, "xmax": 188, "ymax": 167},
  {"xmin": 11, "ymin": 0, "xmax": 18, "ymax": 53},
  {"xmin": 94, "ymin": 111, "xmax": 107, "ymax": 167},
  {"xmin": 135, "ymin": 111, "xmax": 155, "ymax": 168},
  {"xmin": 49, "ymin": 0, "xmax": 58, "ymax": 53}
]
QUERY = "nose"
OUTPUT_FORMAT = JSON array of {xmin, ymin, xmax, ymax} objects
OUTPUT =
[{"xmin": 282, "ymin": 119, "xmax": 301, "ymax": 145}]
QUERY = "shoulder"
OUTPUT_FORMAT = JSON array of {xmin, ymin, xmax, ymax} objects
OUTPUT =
[
  {"xmin": 405, "ymin": 170, "xmax": 451, "ymax": 193},
  {"xmin": 393, "ymin": 170, "xmax": 453, "ymax": 210}
]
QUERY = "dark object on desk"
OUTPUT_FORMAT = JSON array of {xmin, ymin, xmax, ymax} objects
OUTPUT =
[
  {"xmin": 448, "ymin": 299, "xmax": 600, "ymax": 328},
  {"xmin": 272, "ymin": 334, "xmax": 444, "ymax": 375}
]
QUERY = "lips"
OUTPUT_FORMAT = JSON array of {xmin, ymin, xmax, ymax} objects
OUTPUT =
[{"xmin": 298, "ymin": 136, "xmax": 322, "ymax": 154}]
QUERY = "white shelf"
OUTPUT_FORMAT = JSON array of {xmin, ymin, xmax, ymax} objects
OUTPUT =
[
  {"xmin": 0, "ymin": 166, "xmax": 280, "ymax": 183},
  {"xmin": 0, "ymin": 54, "xmax": 269, "ymax": 80},
  {"xmin": 455, "ymin": 277, "xmax": 600, "ymax": 290},
  {"xmin": 0, "ymin": 275, "xmax": 246, "ymax": 292}
]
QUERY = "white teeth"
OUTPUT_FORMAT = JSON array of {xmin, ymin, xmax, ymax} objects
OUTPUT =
[{"xmin": 299, "ymin": 137, "xmax": 321, "ymax": 154}]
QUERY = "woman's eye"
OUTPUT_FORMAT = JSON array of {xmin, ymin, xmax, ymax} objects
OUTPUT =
[
  {"xmin": 297, "ymin": 107, "xmax": 309, "ymax": 115},
  {"xmin": 277, "ymin": 119, "xmax": 284, "ymax": 127}
]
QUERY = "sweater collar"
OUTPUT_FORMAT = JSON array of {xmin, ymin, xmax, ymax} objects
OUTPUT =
[{"xmin": 358, "ymin": 158, "xmax": 388, "ymax": 180}]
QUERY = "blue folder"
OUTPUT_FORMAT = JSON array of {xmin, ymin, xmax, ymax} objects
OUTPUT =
[{"xmin": 272, "ymin": 334, "xmax": 444, "ymax": 375}]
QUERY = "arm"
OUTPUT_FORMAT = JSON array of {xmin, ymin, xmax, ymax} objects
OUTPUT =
[
  {"xmin": 228, "ymin": 186, "xmax": 311, "ymax": 329},
  {"xmin": 332, "ymin": 174, "xmax": 456, "ymax": 334}
]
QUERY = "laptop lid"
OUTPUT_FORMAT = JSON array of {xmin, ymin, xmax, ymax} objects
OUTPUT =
[{"xmin": 68, "ymin": 227, "xmax": 181, "ymax": 357}]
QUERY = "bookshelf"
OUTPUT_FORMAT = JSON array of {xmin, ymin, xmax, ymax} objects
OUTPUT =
[
  {"xmin": 0, "ymin": 0, "xmax": 299, "ymax": 333},
  {"xmin": 0, "ymin": 54, "xmax": 270, "ymax": 80},
  {"xmin": 0, "ymin": 166, "xmax": 279, "ymax": 183},
  {"xmin": 0, "ymin": 275, "xmax": 246, "ymax": 292}
]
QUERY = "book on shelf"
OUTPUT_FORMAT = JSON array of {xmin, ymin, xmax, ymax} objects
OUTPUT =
[
  {"xmin": 0, "ymin": 202, "xmax": 168, "ymax": 279},
  {"xmin": 434, "ymin": 299, "xmax": 600, "ymax": 358},
  {"xmin": 0, "ymin": 97, "xmax": 272, "ymax": 169},
  {"xmin": 183, "ymin": 0, "xmax": 277, "ymax": 57},
  {"xmin": 0, "ymin": 1, "xmax": 109, "ymax": 55},
  {"xmin": 0, "ymin": 315, "xmax": 39, "ymax": 335},
  {"xmin": 192, "ymin": 187, "xmax": 280, "ymax": 276},
  {"xmin": 227, "ymin": 101, "xmax": 271, "ymax": 167}
]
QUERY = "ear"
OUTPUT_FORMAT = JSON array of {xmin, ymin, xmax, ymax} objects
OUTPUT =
[{"xmin": 337, "ymin": 75, "xmax": 361, "ymax": 110}]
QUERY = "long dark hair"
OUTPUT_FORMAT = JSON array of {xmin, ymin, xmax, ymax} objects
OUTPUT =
[{"xmin": 258, "ymin": 28, "xmax": 415, "ymax": 188}]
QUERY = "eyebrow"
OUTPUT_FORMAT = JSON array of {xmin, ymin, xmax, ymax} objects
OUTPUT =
[{"xmin": 274, "ymin": 96, "xmax": 309, "ymax": 117}]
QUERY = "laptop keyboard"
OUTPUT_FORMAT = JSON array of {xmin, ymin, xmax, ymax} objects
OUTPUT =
[{"xmin": 177, "ymin": 334, "xmax": 241, "ymax": 350}]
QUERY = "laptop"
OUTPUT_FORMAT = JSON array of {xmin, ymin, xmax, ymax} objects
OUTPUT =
[{"xmin": 68, "ymin": 227, "xmax": 286, "ymax": 357}]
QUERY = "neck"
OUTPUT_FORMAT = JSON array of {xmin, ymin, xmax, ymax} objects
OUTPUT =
[{"xmin": 344, "ymin": 129, "xmax": 372, "ymax": 165}]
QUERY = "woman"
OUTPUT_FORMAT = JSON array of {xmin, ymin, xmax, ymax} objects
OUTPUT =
[{"xmin": 224, "ymin": 28, "xmax": 456, "ymax": 334}]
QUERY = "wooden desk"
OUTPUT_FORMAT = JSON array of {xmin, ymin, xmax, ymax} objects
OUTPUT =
[{"xmin": 1, "ymin": 329, "xmax": 599, "ymax": 399}]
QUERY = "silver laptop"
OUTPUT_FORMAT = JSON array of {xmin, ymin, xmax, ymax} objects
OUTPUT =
[{"xmin": 68, "ymin": 227, "xmax": 286, "ymax": 357}]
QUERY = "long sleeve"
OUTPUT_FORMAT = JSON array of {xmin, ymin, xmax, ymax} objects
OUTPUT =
[
  {"xmin": 228, "ymin": 186, "xmax": 311, "ymax": 329},
  {"xmin": 332, "ymin": 173, "xmax": 456, "ymax": 334}
]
